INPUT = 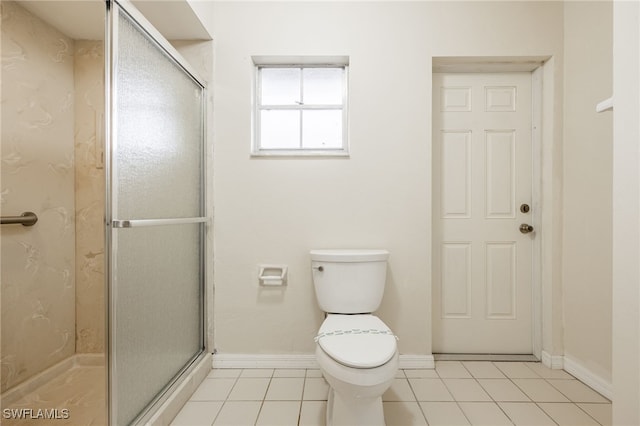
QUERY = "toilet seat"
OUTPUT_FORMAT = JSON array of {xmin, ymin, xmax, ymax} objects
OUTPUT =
[{"xmin": 316, "ymin": 315, "xmax": 397, "ymax": 369}]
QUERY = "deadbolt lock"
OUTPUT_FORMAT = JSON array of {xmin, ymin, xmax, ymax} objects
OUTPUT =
[{"xmin": 520, "ymin": 204, "xmax": 530, "ymax": 213}]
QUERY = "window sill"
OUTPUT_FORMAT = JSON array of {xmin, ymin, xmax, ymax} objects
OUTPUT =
[{"xmin": 250, "ymin": 150, "xmax": 350, "ymax": 158}]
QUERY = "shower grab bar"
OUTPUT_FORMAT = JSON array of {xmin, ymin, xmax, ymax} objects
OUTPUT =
[
  {"xmin": 111, "ymin": 217, "xmax": 207, "ymax": 228},
  {"xmin": 1, "ymin": 211, "xmax": 38, "ymax": 226}
]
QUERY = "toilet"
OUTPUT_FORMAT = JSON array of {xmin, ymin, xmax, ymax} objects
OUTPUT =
[{"xmin": 310, "ymin": 249, "xmax": 398, "ymax": 426}]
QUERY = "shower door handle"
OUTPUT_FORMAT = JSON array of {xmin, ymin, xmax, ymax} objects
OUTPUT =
[{"xmin": 111, "ymin": 217, "xmax": 208, "ymax": 228}]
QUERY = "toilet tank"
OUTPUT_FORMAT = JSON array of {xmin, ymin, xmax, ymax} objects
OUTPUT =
[{"xmin": 310, "ymin": 249, "xmax": 389, "ymax": 314}]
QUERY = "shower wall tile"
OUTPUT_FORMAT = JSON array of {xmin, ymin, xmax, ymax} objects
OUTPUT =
[
  {"xmin": 1, "ymin": 1, "xmax": 76, "ymax": 392},
  {"xmin": 74, "ymin": 40, "xmax": 105, "ymax": 354}
]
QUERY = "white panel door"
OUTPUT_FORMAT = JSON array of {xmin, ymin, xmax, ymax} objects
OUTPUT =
[{"xmin": 433, "ymin": 72, "xmax": 534, "ymax": 354}]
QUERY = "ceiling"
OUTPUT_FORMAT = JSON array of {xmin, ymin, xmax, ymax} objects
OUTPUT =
[{"xmin": 17, "ymin": 0, "xmax": 211, "ymax": 41}]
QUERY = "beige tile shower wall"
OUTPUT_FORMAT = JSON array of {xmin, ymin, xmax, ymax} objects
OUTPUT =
[
  {"xmin": 0, "ymin": 2, "xmax": 76, "ymax": 392},
  {"xmin": 74, "ymin": 40, "xmax": 105, "ymax": 354}
]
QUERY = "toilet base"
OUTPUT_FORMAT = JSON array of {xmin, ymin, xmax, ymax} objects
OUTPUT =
[
  {"xmin": 326, "ymin": 387, "xmax": 386, "ymax": 426},
  {"xmin": 316, "ymin": 346, "xmax": 398, "ymax": 426}
]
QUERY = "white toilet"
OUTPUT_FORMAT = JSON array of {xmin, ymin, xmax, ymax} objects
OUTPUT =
[{"xmin": 310, "ymin": 249, "xmax": 398, "ymax": 426}]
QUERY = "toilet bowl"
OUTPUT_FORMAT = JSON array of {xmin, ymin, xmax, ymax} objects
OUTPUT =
[
  {"xmin": 310, "ymin": 249, "xmax": 398, "ymax": 426},
  {"xmin": 315, "ymin": 314, "xmax": 398, "ymax": 426}
]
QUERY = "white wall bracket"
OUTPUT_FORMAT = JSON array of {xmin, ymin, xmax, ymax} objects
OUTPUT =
[{"xmin": 596, "ymin": 96, "xmax": 613, "ymax": 112}]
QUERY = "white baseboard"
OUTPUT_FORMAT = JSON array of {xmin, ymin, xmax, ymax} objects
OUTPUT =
[
  {"xmin": 541, "ymin": 351, "xmax": 564, "ymax": 369},
  {"xmin": 563, "ymin": 355, "xmax": 612, "ymax": 400},
  {"xmin": 212, "ymin": 353, "xmax": 435, "ymax": 370},
  {"xmin": 213, "ymin": 354, "xmax": 318, "ymax": 369},
  {"xmin": 540, "ymin": 351, "xmax": 612, "ymax": 400},
  {"xmin": 399, "ymin": 355, "xmax": 435, "ymax": 369}
]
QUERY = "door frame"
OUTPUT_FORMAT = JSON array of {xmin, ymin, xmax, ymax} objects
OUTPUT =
[{"xmin": 431, "ymin": 57, "xmax": 552, "ymax": 360}]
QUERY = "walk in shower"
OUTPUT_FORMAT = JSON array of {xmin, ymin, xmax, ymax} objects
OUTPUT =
[{"xmin": 1, "ymin": 1, "xmax": 208, "ymax": 424}]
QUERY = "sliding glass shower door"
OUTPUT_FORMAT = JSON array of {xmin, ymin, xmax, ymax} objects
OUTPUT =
[{"xmin": 106, "ymin": 1, "xmax": 206, "ymax": 424}]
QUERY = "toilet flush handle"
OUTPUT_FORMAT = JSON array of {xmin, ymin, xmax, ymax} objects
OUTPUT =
[{"xmin": 312, "ymin": 266, "xmax": 324, "ymax": 272}]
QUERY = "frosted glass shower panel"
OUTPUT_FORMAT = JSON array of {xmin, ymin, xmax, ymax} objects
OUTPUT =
[
  {"xmin": 115, "ymin": 11, "xmax": 203, "ymax": 219},
  {"xmin": 109, "ymin": 5, "xmax": 205, "ymax": 425},
  {"xmin": 114, "ymin": 224, "xmax": 202, "ymax": 425}
]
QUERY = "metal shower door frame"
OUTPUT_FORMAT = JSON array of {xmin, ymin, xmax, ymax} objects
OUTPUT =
[{"xmin": 104, "ymin": 0, "xmax": 208, "ymax": 423}]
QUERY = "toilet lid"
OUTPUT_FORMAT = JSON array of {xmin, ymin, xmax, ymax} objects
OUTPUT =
[{"xmin": 316, "ymin": 315, "xmax": 397, "ymax": 369}]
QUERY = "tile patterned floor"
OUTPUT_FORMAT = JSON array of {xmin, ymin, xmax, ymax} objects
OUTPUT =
[{"xmin": 171, "ymin": 361, "xmax": 612, "ymax": 426}]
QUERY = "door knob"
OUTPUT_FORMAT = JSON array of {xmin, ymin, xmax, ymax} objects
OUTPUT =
[{"xmin": 519, "ymin": 223, "xmax": 534, "ymax": 234}]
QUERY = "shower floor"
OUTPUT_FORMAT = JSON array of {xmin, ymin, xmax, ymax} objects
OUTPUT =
[{"xmin": 2, "ymin": 365, "xmax": 106, "ymax": 426}]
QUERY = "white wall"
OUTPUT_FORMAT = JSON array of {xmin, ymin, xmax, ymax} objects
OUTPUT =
[
  {"xmin": 612, "ymin": 0, "xmax": 640, "ymax": 423},
  {"xmin": 562, "ymin": 1, "xmax": 613, "ymax": 388},
  {"xmin": 211, "ymin": 1, "xmax": 564, "ymax": 358}
]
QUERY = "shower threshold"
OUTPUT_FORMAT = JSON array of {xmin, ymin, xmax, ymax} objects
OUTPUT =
[{"xmin": 1, "ymin": 355, "xmax": 106, "ymax": 426}]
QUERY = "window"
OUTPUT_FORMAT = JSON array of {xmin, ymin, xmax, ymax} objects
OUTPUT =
[{"xmin": 253, "ymin": 63, "xmax": 348, "ymax": 156}]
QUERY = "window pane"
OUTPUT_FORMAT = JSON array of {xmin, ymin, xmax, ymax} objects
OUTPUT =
[
  {"xmin": 303, "ymin": 68, "xmax": 343, "ymax": 105},
  {"xmin": 260, "ymin": 110, "xmax": 301, "ymax": 149},
  {"xmin": 302, "ymin": 110, "xmax": 343, "ymax": 149},
  {"xmin": 261, "ymin": 68, "xmax": 301, "ymax": 105}
]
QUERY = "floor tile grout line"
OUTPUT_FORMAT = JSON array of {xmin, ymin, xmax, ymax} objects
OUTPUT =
[
  {"xmin": 452, "ymin": 400, "xmax": 474, "ymax": 426},
  {"xmin": 430, "ymin": 364, "xmax": 473, "ymax": 425},
  {"xmin": 446, "ymin": 362, "xmax": 563, "ymax": 426},
  {"xmin": 572, "ymin": 401, "xmax": 608, "ymax": 426},
  {"xmin": 523, "ymin": 360, "xmax": 546, "ymax": 378},
  {"xmin": 543, "ymin": 377, "xmax": 583, "ymax": 404},
  {"xmin": 530, "ymin": 401, "xmax": 565, "ymax": 426},
  {"xmin": 253, "ymin": 374, "xmax": 271, "ymax": 426},
  {"xmin": 507, "ymin": 373, "xmax": 608, "ymax": 424},
  {"xmin": 509, "ymin": 375, "xmax": 592, "ymax": 405},
  {"xmin": 297, "ymin": 370, "xmax": 309, "ymax": 425},
  {"xmin": 465, "ymin": 364, "xmax": 570, "ymax": 426},
  {"xmin": 452, "ymin": 363, "xmax": 522, "ymax": 426},
  {"xmin": 402, "ymin": 372, "xmax": 431, "ymax": 425},
  {"xmin": 542, "ymin": 376, "xmax": 611, "ymax": 405},
  {"xmin": 536, "ymin": 401, "xmax": 607, "ymax": 426},
  {"xmin": 450, "ymin": 362, "xmax": 487, "ymax": 425},
  {"xmin": 189, "ymin": 365, "xmax": 612, "ymax": 426},
  {"xmin": 495, "ymin": 361, "xmax": 544, "ymax": 380},
  {"xmin": 402, "ymin": 370, "xmax": 426, "ymax": 402},
  {"xmin": 210, "ymin": 372, "xmax": 242, "ymax": 426},
  {"xmin": 505, "ymin": 372, "xmax": 531, "ymax": 401}
]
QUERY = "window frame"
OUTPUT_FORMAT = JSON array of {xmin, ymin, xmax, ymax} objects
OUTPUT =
[{"xmin": 252, "ymin": 63, "xmax": 349, "ymax": 157}]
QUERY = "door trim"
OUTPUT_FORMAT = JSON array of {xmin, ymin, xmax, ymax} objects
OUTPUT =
[
  {"xmin": 431, "ymin": 57, "xmax": 550, "ymax": 360},
  {"xmin": 531, "ymin": 66, "xmax": 543, "ymax": 360}
]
